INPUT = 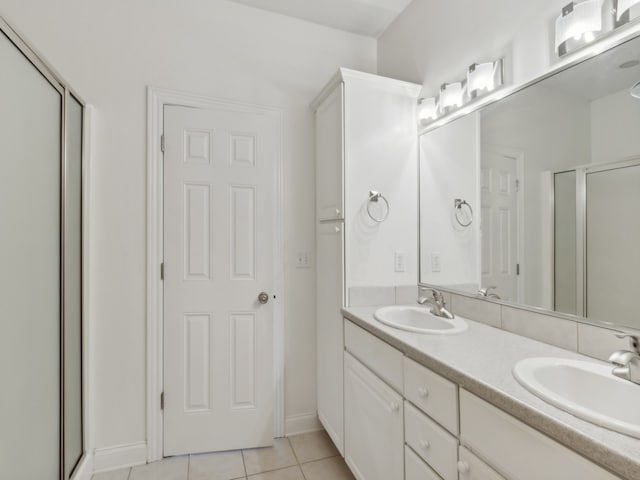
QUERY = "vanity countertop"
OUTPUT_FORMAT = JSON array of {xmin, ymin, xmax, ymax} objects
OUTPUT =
[{"xmin": 342, "ymin": 306, "xmax": 640, "ymax": 480}]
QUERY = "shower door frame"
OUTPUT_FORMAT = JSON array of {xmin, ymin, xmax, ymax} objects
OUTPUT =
[
  {"xmin": 0, "ymin": 16, "xmax": 91, "ymax": 480},
  {"xmin": 551, "ymin": 155, "xmax": 640, "ymax": 318}
]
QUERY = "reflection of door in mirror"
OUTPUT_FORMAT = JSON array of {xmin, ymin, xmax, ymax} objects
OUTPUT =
[
  {"xmin": 586, "ymin": 162, "xmax": 640, "ymax": 325},
  {"xmin": 481, "ymin": 149, "xmax": 522, "ymax": 302}
]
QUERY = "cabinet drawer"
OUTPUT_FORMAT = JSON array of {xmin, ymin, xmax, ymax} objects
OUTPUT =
[
  {"xmin": 405, "ymin": 445, "xmax": 442, "ymax": 480},
  {"xmin": 405, "ymin": 401, "xmax": 458, "ymax": 480},
  {"xmin": 344, "ymin": 320, "xmax": 403, "ymax": 392},
  {"xmin": 404, "ymin": 357, "xmax": 458, "ymax": 435},
  {"xmin": 460, "ymin": 390, "xmax": 621, "ymax": 480},
  {"xmin": 458, "ymin": 446, "xmax": 505, "ymax": 480}
]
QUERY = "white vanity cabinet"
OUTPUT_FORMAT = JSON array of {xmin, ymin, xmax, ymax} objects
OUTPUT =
[
  {"xmin": 459, "ymin": 390, "xmax": 621, "ymax": 480},
  {"xmin": 316, "ymin": 221, "xmax": 345, "ymax": 452},
  {"xmin": 313, "ymin": 69, "xmax": 420, "ymax": 456},
  {"xmin": 457, "ymin": 446, "xmax": 506, "ymax": 480},
  {"xmin": 344, "ymin": 352, "xmax": 404, "ymax": 480},
  {"xmin": 315, "ymin": 84, "xmax": 344, "ymax": 222},
  {"xmin": 340, "ymin": 319, "xmax": 625, "ymax": 480}
]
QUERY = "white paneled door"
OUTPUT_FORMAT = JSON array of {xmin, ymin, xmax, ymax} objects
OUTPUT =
[
  {"xmin": 163, "ymin": 105, "xmax": 278, "ymax": 456},
  {"xmin": 481, "ymin": 150, "xmax": 520, "ymax": 302}
]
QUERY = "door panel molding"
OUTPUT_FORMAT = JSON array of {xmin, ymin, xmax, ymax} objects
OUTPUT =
[{"xmin": 146, "ymin": 87, "xmax": 284, "ymax": 462}]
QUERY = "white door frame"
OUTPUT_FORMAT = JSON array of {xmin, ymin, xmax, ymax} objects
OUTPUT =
[{"xmin": 146, "ymin": 87, "xmax": 285, "ymax": 462}]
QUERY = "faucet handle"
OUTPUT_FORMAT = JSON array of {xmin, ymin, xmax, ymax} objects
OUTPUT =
[
  {"xmin": 615, "ymin": 334, "xmax": 640, "ymax": 354},
  {"xmin": 609, "ymin": 350, "xmax": 638, "ymax": 366},
  {"xmin": 478, "ymin": 286, "xmax": 497, "ymax": 297}
]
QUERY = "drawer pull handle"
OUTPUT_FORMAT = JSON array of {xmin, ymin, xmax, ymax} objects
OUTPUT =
[
  {"xmin": 335, "ymin": 208, "xmax": 341, "ymax": 216},
  {"xmin": 418, "ymin": 387, "xmax": 429, "ymax": 398},
  {"xmin": 457, "ymin": 461, "xmax": 470, "ymax": 474},
  {"xmin": 419, "ymin": 439, "xmax": 430, "ymax": 450},
  {"xmin": 390, "ymin": 401, "xmax": 400, "ymax": 412}
]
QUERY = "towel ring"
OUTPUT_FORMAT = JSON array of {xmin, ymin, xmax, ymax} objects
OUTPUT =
[
  {"xmin": 367, "ymin": 191, "xmax": 390, "ymax": 223},
  {"xmin": 454, "ymin": 199, "xmax": 473, "ymax": 227}
]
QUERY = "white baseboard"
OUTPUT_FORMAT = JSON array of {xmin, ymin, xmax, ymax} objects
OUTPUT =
[
  {"xmin": 93, "ymin": 441, "xmax": 147, "ymax": 473},
  {"xmin": 71, "ymin": 453, "xmax": 94, "ymax": 480},
  {"xmin": 284, "ymin": 412, "xmax": 322, "ymax": 436}
]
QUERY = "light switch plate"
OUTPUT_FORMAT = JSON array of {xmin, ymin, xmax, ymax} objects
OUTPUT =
[
  {"xmin": 431, "ymin": 252, "xmax": 441, "ymax": 272},
  {"xmin": 296, "ymin": 251, "xmax": 312, "ymax": 268},
  {"xmin": 394, "ymin": 251, "xmax": 407, "ymax": 272}
]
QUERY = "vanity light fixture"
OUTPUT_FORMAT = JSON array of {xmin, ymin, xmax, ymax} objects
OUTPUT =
[
  {"xmin": 555, "ymin": 0, "xmax": 603, "ymax": 57},
  {"xmin": 467, "ymin": 59, "xmax": 504, "ymax": 98},
  {"xmin": 615, "ymin": 0, "xmax": 640, "ymax": 26},
  {"xmin": 439, "ymin": 82, "xmax": 465, "ymax": 114},
  {"xmin": 418, "ymin": 97, "xmax": 439, "ymax": 124}
]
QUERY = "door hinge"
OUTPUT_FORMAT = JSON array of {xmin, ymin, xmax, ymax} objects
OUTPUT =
[
  {"xmin": 160, "ymin": 134, "xmax": 165, "ymax": 153},
  {"xmin": 160, "ymin": 392, "xmax": 165, "ymax": 410},
  {"xmin": 160, "ymin": 262, "xmax": 165, "ymax": 280},
  {"xmin": 515, "ymin": 179, "xmax": 520, "ymax": 192},
  {"xmin": 516, "ymin": 263, "xmax": 520, "ymax": 275}
]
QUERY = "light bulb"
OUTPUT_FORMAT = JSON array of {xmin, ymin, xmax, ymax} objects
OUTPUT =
[{"xmin": 418, "ymin": 97, "xmax": 438, "ymax": 123}]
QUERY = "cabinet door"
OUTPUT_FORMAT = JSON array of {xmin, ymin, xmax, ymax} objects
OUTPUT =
[
  {"xmin": 344, "ymin": 352, "xmax": 403, "ymax": 480},
  {"xmin": 316, "ymin": 221, "xmax": 345, "ymax": 453},
  {"xmin": 460, "ymin": 390, "xmax": 621, "ymax": 480},
  {"xmin": 316, "ymin": 83, "xmax": 344, "ymax": 221}
]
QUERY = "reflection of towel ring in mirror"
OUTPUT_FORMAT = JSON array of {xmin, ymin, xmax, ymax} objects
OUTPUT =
[
  {"xmin": 367, "ymin": 191, "xmax": 390, "ymax": 223},
  {"xmin": 454, "ymin": 198, "xmax": 473, "ymax": 227}
]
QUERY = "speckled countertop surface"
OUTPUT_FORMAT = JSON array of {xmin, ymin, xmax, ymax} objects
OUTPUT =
[{"xmin": 342, "ymin": 306, "xmax": 640, "ymax": 480}]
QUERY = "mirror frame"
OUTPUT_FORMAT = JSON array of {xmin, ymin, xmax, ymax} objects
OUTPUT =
[{"xmin": 418, "ymin": 21, "xmax": 640, "ymax": 334}]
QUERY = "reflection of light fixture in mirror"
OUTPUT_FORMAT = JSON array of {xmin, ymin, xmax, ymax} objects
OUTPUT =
[
  {"xmin": 615, "ymin": 0, "xmax": 640, "ymax": 26},
  {"xmin": 439, "ymin": 82, "xmax": 465, "ymax": 114},
  {"xmin": 418, "ymin": 97, "xmax": 439, "ymax": 124},
  {"xmin": 555, "ymin": 0, "xmax": 603, "ymax": 57},
  {"xmin": 467, "ymin": 59, "xmax": 504, "ymax": 98},
  {"xmin": 632, "ymin": 81, "xmax": 640, "ymax": 98},
  {"xmin": 619, "ymin": 59, "xmax": 640, "ymax": 69}
]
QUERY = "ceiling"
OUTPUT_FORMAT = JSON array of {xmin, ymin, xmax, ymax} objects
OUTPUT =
[{"xmin": 226, "ymin": 0, "xmax": 415, "ymax": 38}]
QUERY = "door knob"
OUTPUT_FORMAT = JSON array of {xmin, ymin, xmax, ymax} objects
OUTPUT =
[{"xmin": 258, "ymin": 292, "xmax": 270, "ymax": 304}]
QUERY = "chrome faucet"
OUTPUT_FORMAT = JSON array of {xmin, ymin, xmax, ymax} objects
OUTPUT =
[
  {"xmin": 478, "ymin": 286, "xmax": 501, "ymax": 299},
  {"xmin": 417, "ymin": 288, "xmax": 454, "ymax": 319},
  {"xmin": 608, "ymin": 334, "xmax": 640, "ymax": 385}
]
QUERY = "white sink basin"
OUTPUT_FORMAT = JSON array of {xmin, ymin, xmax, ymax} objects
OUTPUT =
[
  {"xmin": 374, "ymin": 306, "xmax": 467, "ymax": 334},
  {"xmin": 513, "ymin": 357, "xmax": 640, "ymax": 439}
]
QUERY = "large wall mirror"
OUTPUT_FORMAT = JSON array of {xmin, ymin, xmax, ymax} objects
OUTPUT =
[{"xmin": 420, "ymin": 33, "xmax": 640, "ymax": 331}]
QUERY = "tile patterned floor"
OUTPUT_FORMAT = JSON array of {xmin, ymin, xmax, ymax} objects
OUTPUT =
[{"xmin": 92, "ymin": 430, "xmax": 354, "ymax": 480}]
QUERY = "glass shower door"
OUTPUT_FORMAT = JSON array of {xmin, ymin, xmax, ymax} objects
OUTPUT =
[
  {"xmin": 586, "ymin": 162, "xmax": 640, "ymax": 326},
  {"xmin": 0, "ymin": 30, "xmax": 62, "ymax": 479}
]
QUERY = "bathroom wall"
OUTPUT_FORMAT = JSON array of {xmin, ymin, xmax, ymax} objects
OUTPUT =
[
  {"xmin": 1, "ymin": 0, "xmax": 376, "ymax": 457},
  {"xmin": 378, "ymin": 0, "xmax": 570, "ymax": 94},
  {"xmin": 345, "ymin": 77, "xmax": 420, "ymax": 288},
  {"xmin": 591, "ymin": 87, "xmax": 640, "ymax": 163}
]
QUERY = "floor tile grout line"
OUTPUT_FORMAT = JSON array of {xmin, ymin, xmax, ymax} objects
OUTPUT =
[
  {"xmin": 286, "ymin": 436, "xmax": 308, "ymax": 480},
  {"xmin": 241, "ymin": 448, "xmax": 248, "ymax": 478}
]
